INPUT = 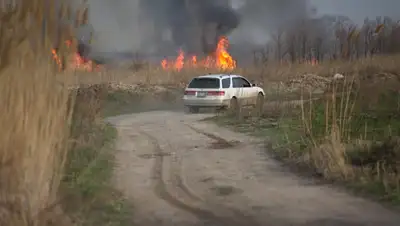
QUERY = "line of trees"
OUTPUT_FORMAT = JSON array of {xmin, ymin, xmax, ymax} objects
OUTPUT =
[{"xmin": 253, "ymin": 15, "xmax": 400, "ymax": 65}]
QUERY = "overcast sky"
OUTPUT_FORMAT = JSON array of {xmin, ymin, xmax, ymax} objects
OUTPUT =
[{"xmin": 310, "ymin": 0, "xmax": 400, "ymax": 24}]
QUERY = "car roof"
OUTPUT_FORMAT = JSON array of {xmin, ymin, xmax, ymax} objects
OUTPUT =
[{"xmin": 196, "ymin": 74, "xmax": 242, "ymax": 79}]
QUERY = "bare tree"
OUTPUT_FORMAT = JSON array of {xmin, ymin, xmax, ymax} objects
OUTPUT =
[
  {"xmin": 256, "ymin": 14, "xmax": 400, "ymax": 64},
  {"xmin": 298, "ymin": 20, "xmax": 309, "ymax": 62},
  {"xmin": 271, "ymin": 28, "xmax": 285, "ymax": 62},
  {"xmin": 253, "ymin": 45, "xmax": 271, "ymax": 66},
  {"xmin": 286, "ymin": 32, "xmax": 297, "ymax": 63}
]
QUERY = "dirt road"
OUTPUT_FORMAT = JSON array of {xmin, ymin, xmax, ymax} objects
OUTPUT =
[{"xmin": 107, "ymin": 111, "xmax": 400, "ymax": 226}]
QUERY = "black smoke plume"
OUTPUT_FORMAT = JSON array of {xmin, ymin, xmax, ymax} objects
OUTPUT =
[{"xmin": 139, "ymin": 0, "xmax": 239, "ymax": 55}]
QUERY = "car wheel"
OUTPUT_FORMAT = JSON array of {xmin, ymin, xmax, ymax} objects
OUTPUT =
[{"xmin": 254, "ymin": 93, "xmax": 264, "ymax": 116}]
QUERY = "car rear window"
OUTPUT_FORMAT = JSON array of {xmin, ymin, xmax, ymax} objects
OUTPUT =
[{"xmin": 188, "ymin": 78, "xmax": 220, "ymax": 88}]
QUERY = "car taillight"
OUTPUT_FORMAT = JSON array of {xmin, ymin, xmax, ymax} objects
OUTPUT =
[
  {"xmin": 184, "ymin": 90, "xmax": 196, "ymax": 95},
  {"xmin": 207, "ymin": 91, "xmax": 225, "ymax": 96}
]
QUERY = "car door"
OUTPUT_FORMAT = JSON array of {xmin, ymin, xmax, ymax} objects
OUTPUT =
[
  {"xmin": 239, "ymin": 76, "xmax": 258, "ymax": 105},
  {"xmin": 232, "ymin": 77, "xmax": 245, "ymax": 102},
  {"xmin": 233, "ymin": 77, "xmax": 256, "ymax": 105},
  {"xmin": 232, "ymin": 77, "xmax": 253, "ymax": 105}
]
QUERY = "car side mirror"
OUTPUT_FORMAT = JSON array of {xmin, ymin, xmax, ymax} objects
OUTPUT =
[{"xmin": 252, "ymin": 83, "xmax": 256, "ymax": 87}]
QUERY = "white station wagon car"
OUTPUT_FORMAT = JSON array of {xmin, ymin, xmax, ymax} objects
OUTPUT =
[{"xmin": 183, "ymin": 74, "xmax": 265, "ymax": 113}]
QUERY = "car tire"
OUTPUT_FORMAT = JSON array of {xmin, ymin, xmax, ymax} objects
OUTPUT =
[{"xmin": 254, "ymin": 93, "xmax": 264, "ymax": 116}]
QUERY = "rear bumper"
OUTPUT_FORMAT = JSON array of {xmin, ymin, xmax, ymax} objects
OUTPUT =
[{"xmin": 183, "ymin": 98, "xmax": 230, "ymax": 107}]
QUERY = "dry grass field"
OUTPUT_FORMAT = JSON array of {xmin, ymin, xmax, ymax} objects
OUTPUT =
[
  {"xmin": 74, "ymin": 51, "xmax": 400, "ymax": 207},
  {"xmin": 2, "ymin": 0, "xmax": 400, "ymax": 225},
  {"xmin": 88, "ymin": 51, "xmax": 400, "ymax": 205},
  {"xmin": 206, "ymin": 55, "xmax": 400, "ymax": 205}
]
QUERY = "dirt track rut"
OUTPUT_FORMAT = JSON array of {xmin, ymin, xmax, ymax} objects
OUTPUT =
[{"xmin": 107, "ymin": 111, "xmax": 400, "ymax": 226}]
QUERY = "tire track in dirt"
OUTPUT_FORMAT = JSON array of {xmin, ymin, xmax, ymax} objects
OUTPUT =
[
  {"xmin": 111, "ymin": 112, "xmax": 400, "ymax": 226},
  {"xmin": 170, "ymin": 153, "xmax": 204, "ymax": 202},
  {"xmin": 139, "ymin": 130, "xmax": 260, "ymax": 226},
  {"xmin": 185, "ymin": 124, "xmax": 241, "ymax": 149}
]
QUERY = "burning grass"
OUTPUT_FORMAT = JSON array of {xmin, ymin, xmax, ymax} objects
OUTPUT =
[
  {"xmin": 161, "ymin": 36, "xmax": 236, "ymax": 71},
  {"xmin": 51, "ymin": 40, "xmax": 103, "ymax": 72}
]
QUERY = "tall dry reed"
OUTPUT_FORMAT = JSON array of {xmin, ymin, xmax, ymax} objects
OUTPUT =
[
  {"xmin": 0, "ymin": 63, "xmax": 73, "ymax": 225},
  {"xmin": 0, "ymin": 0, "xmax": 88, "ymax": 225}
]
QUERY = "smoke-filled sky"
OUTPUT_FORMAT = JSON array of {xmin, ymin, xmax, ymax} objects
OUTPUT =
[
  {"xmin": 76, "ymin": 0, "xmax": 400, "ymax": 57},
  {"xmin": 84, "ymin": 0, "xmax": 242, "ymax": 55},
  {"xmin": 311, "ymin": 0, "xmax": 400, "ymax": 24}
]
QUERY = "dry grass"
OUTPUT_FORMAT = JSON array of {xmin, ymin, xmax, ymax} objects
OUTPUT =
[
  {"xmin": 205, "ymin": 54, "xmax": 400, "ymax": 203},
  {"xmin": 300, "ymin": 69, "xmax": 400, "ymax": 199},
  {"xmin": 301, "ymin": 75, "xmax": 358, "ymax": 179},
  {"xmin": 0, "ymin": 0, "xmax": 103, "ymax": 225},
  {"xmin": 62, "ymin": 86, "xmax": 134, "ymax": 225},
  {"xmin": 70, "ymin": 84, "xmax": 109, "ymax": 144},
  {"xmin": 110, "ymin": 51, "xmax": 400, "ymax": 196},
  {"xmin": 70, "ymin": 54, "xmax": 400, "ymax": 97},
  {"xmin": 0, "ymin": 3, "xmax": 397, "ymax": 221},
  {"xmin": 0, "ymin": 62, "xmax": 73, "ymax": 226}
]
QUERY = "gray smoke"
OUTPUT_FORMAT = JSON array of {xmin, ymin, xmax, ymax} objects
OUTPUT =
[
  {"xmin": 80, "ymin": 0, "xmax": 241, "ymax": 57},
  {"xmin": 74, "ymin": 0, "xmax": 311, "ymax": 60},
  {"xmin": 139, "ymin": 0, "xmax": 239, "ymax": 55},
  {"xmin": 229, "ymin": 0, "xmax": 310, "ymax": 45}
]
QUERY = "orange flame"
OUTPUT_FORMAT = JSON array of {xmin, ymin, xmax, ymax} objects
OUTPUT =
[
  {"xmin": 51, "ymin": 40, "xmax": 102, "ymax": 72},
  {"xmin": 215, "ymin": 36, "xmax": 236, "ymax": 70},
  {"xmin": 191, "ymin": 56, "xmax": 197, "ymax": 66},
  {"xmin": 174, "ymin": 49, "xmax": 184, "ymax": 70},
  {"xmin": 161, "ymin": 36, "xmax": 236, "ymax": 71},
  {"xmin": 51, "ymin": 49, "xmax": 62, "ymax": 70}
]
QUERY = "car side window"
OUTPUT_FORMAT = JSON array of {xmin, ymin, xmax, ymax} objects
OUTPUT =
[
  {"xmin": 222, "ymin": 78, "xmax": 231, "ymax": 88},
  {"xmin": 239, "ymin": 78, "xmax": 251, "ymax": 87},
  {"xmin": 232, "ymin": 78, "xmax": 242, "ymax": 88}
]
